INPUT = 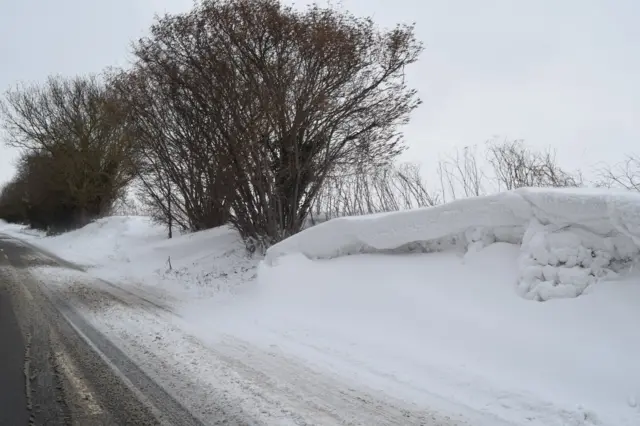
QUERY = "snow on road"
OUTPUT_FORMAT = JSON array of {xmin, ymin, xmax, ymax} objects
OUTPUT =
[{"xmin": 1, "ymin": 187, "xmax": 639, "ymax": 425}]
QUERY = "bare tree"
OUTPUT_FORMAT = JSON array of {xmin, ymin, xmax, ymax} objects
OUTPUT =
[
  {"xmin": 110, "ymin": 67, "xmax": 232, "ymax": 234},
  {"xmin": 0, "ymin": 75, "xmax": 137, "ymax": 230},
  {"xmin": 127, "ymin": 0, "xmax": 422, "ymax": 251}
]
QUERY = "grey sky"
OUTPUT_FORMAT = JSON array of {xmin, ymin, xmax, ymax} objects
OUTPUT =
[{"xmin": 1, "ymin": 0, "xmax": 639, "ymax": 185}]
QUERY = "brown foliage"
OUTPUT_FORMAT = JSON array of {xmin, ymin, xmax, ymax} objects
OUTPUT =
[
  {"xmin": 0, "ymin": 75, "xmax": 137, "ymax": 230},
  {"xmin": 109, "ymin": 62, "xmax": 233, "ymax": 235},
  {"xmin": 0, "ymin": 177, "xmax": 28, "ymax": 224},
  {"xmin": 123, "ymin": 0, "xmax": 422, "ymax": 250}
]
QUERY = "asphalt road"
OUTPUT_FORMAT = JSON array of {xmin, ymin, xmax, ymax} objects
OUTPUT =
[
  {"xmin": 0, "ymin": 233, "xmax": 204, "ymax": 426},
  {"xmin": 0, "ymin": 263, "xmax": 29, "ymax": 426}
]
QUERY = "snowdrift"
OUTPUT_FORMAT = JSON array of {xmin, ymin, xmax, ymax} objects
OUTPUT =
[
  {"xmin": 267, "ymin": 187, "xmax": 640, "ymax": 300},
  {"xmin": 0, "ymin": 215, "xmax": 253, "ymax": 300}
]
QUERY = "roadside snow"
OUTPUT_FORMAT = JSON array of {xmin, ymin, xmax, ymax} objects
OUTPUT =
[
  {"xmin": 267, "ymin": 187, "xmax": 640, "ymax": 301},
  {"xmin": 0, "ymin": 216, "xmax": 256, "ymax": 301},
  {"xmin": 201, "ymin": 245, "xmax": 640, "ymax": 426},
  {"xmin": 267, "ymin": 187, "xmax": 640, "ymax": 262},
  {"xmin": 2, "ymin": 187, "xmax": 640, "ymax": 425}
]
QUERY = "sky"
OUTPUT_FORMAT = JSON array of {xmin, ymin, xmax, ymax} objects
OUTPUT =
[{"xmin": 1, "ymin": 0, "xmax": 639, "ymax": 185}]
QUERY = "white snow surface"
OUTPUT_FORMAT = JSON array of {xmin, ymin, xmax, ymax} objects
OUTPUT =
[
  {"xmin": 267, "ymin": 187, "xmax": 640, "ymax": 301},
  {"xmin": 1, "ymin": 187, "xmax": 640, "ymax": 425}
]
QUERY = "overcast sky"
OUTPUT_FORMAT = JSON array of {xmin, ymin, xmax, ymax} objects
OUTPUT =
[{"xmin": 1, "ymin": 0, "xmax": 639, "ymax": 185}]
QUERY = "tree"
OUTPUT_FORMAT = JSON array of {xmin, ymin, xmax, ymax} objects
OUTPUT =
[
  {"xmin": 109, "ymin": 63, "xmax": 233, "ymax": 235},
  {"xmin": 126, "ymin": 0, "xmax": 422, "ymax": 251},
  {"xmin": 0, "ymin": 177, "xmax": 28, "ymax": 224},
  {"xmin": 0, "ymin": 75, "xmax": 137, "ymax": 230}
]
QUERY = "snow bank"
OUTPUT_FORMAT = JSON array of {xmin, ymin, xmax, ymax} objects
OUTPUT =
[
  {"xmin": 240, "ymin": 244, "xmax": 640, "ymax": 426},
  {"xmin": 267, "ymin": 187, "xmax": 640, "ymax": 300},
  {"xmin": 0, "ymin": 219, "xmax": 41, "ymax": 236},
  {"xmin": 3, "ymin": 216, "xmax": 255, "ymax": 301}
]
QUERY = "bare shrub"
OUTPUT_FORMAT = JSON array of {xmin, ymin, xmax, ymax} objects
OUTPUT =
[
  {"xmin": 109, "ymin": 190, "xmax": 145, "ymax": 216},
  {"xmin": 436, "ymin": 145, "xmax": 486, "ymax": 202},
  {"xmin": 312, "ymin": 162, "xmax": 438, "ymax": 222},
  {"xmin": 127, "ymin": 0, "xmax": 422, "ymax": 251},
  {"xmin": 433, "ymin": 140, "xmax": 582, "ymax": 202},
  {"xmin": 487, "ymin": 139, "xmax": 582, "ymax": 190},
  {"xmin": 596, "ymin": 154, "xmax": 640, "ymax": 191},
  {"xmin": 311, "ymin": 138, "xmax": 583, "ymax": 225}
]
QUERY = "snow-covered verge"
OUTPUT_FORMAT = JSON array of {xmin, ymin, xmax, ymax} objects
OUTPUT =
[
  {"xmin": 267, "ymin": 187, "xmax": 640, "ymax": 301},
  {"xmin": 0, "ymin": 216, "xmax": 256, "ymax": 301},
  {"xmin": 1, "ymin": 187, "xmax": 639, "ymax": 425}
]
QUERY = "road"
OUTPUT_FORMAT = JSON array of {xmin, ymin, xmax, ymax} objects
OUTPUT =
[
  {"xmin": 0, "ymin": 258, "xmax": 29, "ymax": 426},
  {"xmin": 0, "ymin": 233, "xmax": 204, "ymax": 426}
]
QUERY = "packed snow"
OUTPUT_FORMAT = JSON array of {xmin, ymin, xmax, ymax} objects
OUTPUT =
[
  {"xmin": 1, "ymin": 187, "xmax": 639, "ymax": 425},
  {"xmin": 267, "ymin": 187, "xmax": 640, "ymax": 301}
]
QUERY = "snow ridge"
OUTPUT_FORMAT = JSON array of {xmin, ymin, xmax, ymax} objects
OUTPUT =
[{"xmin": 266, "ymin": 187, "xmax": 640, "ymax": 300}]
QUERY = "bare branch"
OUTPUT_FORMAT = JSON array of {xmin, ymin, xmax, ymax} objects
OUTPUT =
[{"xmin": 122, "ymin": 0, "xmax": 422, "ymax": 250}]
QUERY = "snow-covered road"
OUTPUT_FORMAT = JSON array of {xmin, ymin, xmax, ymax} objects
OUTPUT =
[
  {"xmin": 0, "ymin": 233, "xmax": 191, "ymax": 425},
  {"xmin": 30, "ymin": 264, "xmax": 469, "ymax": 425}
]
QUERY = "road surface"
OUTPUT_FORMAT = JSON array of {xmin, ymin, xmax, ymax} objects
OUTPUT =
[
  {"xmin": 0, "ymin": 261, "xmax": 29, "ymax": 426},
  {"xmin": 0, "ymin": 233, "xmax": 204, "ymax": 426}
]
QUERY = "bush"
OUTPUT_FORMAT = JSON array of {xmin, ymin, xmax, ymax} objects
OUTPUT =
[
  {"xmin": 436, "ymin": 140, "xmax": 583, "ymax": 201},
  {"xmin": 313, "ymin": 163, "xmax": 438, "ymax": 221},
  {"xmin": 486, "ymin": 139, "xmax": 582, "ymax": 190},
  {"xmin": 597, "ymin": 154, "xmax": 640, "ymax": 191}
]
